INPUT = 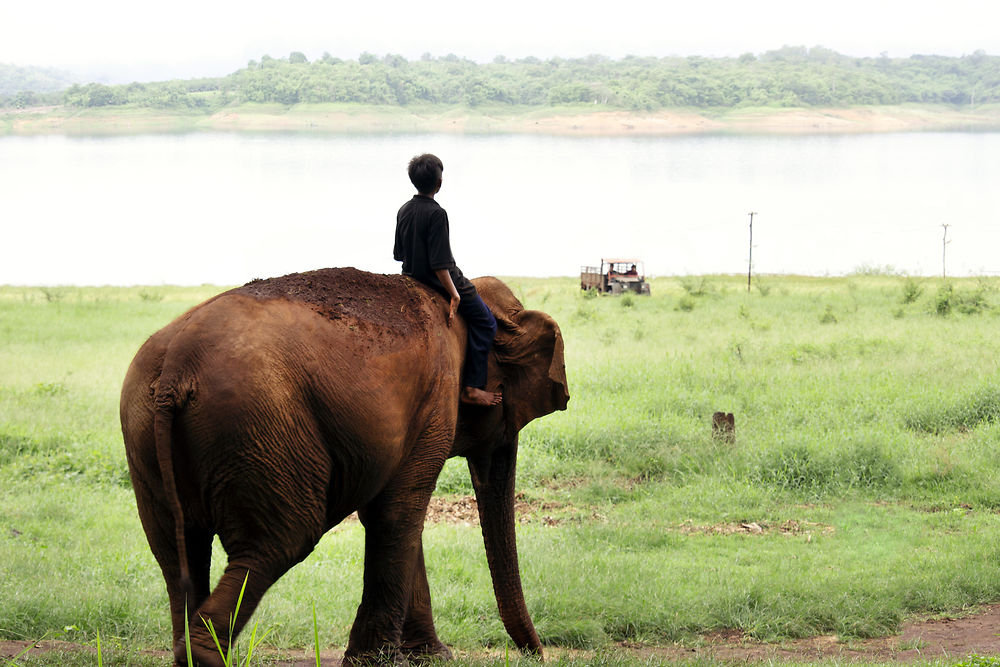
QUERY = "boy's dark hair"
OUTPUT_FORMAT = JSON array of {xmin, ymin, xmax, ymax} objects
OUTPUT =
[{"xmin": 408, "ymin": 153, "xmax": 444, "ymax": 194}]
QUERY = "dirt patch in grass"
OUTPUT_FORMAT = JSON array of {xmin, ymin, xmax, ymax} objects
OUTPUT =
[
  {"xmin": 422, "ymin": 498, "xmax": 833, "ymax": 533},
  {"xmin": 343, "ymin": 494, "xmax": 573, "ymax": 527},
  {"xmin": 612, "ymin": 603, "xmax": 1000, "ymax": 662},
  {"xmin": 675, "ymin": 518, "xmax": 836, "ymax": 537}
]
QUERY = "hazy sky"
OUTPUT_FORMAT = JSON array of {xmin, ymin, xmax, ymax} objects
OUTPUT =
[{"xmin": 3, "ymin": 0, "xmax": 999, "ymax": 83}]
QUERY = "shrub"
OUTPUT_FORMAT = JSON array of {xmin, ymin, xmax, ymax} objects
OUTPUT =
[
  {"xmin": 932, "ymin": 282, "xmax": 993, "ymax": 316},
  {"xmin": 956, "ymin": 286, "xmax": 990, "ymax": 314},
  {"xmin": 934, "ymin": 283, "xmax": 954, "ymax": 315},
  {"xmin": 679, "ymin": 276, "xmax": 713, "ymax": 297},
  {"xmin": 900, "ymin": 277, "xmax": 923, "ymax": 304},
  {"xmin": 139, "ymin": 290, "xmax": 165, "ymax": 302},
  {"xmin": 40, "ymin": 287, "xmax": 66, "ymax": 303}
]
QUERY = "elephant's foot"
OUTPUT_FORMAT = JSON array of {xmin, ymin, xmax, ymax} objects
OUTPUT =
[
  {"xmin": 172, "ymin": 635, "xmax": 227, "ymax": 667},
  {"xmin": 402, "ymin": 640, "xmax": 453, "ymax": 663},
  {"xmin": 342, "ymin": 644, "xmax": 409, "ymax": 666}
]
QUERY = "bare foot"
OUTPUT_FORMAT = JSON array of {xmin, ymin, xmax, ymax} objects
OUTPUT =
[{"xmin": 460, "ymin": 386, "xmax": 502, "ymax": 406}]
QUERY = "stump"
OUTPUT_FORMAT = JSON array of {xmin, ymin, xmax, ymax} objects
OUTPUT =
[{"xmin": 712, "ymin": 412, "xmax": 735, "ymax": 443}]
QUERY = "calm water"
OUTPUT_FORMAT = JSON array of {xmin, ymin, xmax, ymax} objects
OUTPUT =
[{"xmin": 2, "ymin": 131, "xmax": 999, "ymax": 285}]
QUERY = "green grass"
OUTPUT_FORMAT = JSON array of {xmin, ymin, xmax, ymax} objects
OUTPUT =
[{"xmin": 3, "ymin": 276, "xmax": 1000, "ymax": 665}]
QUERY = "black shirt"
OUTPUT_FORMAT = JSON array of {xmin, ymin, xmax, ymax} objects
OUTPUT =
[{"xmin": 394, "ymin": 195, "xmax": 477, "ymax": 299}]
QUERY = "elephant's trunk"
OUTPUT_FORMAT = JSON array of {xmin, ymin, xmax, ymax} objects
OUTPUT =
[{"xmin": 468, "ymin": 436, "xmax": 543, "ymax": 658}]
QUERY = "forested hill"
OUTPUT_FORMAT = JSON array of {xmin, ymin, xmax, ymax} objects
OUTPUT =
[
  {"xmin": 4, "ymin": 46, "xmax": 999, "ymax": 111},
  {"xmin": 0, "ymin": 63, "xmax": 77, "ymax": 98}
]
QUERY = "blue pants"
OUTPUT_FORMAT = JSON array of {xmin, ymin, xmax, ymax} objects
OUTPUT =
[{"xmin": 458, "ymin": 294, "xmax": 497, "ymax": 389}]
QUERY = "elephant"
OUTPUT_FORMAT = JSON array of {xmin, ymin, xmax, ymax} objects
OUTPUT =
[{"xmin": 119, "ymin": 267, "xmax": 568, "ymax": 666}]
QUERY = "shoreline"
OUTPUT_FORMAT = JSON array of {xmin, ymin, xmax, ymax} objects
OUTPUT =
[{"xmin": 3, "ymin": 103, "xmax": 1000, "ymax": 137}]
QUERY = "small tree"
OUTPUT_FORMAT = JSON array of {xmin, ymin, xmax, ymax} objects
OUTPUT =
[{"xmin": 12, "ymin": 91, "xmax": 38, "ymax": 108}]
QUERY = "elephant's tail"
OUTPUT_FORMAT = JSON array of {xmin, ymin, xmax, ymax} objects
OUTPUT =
[{"xmin": 153, "ymin": 384, "xmax": 195, "ymax": 606}]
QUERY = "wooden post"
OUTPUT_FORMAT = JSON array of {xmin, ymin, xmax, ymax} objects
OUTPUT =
[
  {"xmin": 747, "ymin": 212, "xmax": 757, "ymax": 292},
  {"xmin": 941, "ymin": 223, "xmax": 951, "ymax": 279}
]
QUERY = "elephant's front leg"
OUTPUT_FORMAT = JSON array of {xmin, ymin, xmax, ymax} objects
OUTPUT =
[
  {"xmin": 347, "ymin": 474, "xmax": 444, "ymax": 665},
  {"xmin": 401, "ymin": 540, "xmax": 452, "ymax": 661}
]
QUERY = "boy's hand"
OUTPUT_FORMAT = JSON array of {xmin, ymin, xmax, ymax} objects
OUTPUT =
[{"xmin": 435, "ymin": 268, "xmax": 462, "ymax": 327}]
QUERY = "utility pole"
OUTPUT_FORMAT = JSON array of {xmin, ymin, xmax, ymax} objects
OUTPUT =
[
  {"xmin": 747, "ymin": 212, "xmax": 757, "ymax": 292},
  {"xmin": 941, "ymin": 223, "xmax": 951, "ymax": 278}
]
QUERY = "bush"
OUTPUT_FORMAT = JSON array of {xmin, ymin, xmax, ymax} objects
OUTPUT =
[
  {"xmin": 935, "ymin": 283, "xmax": 954, "ymax": 315},
  {"xmin": 679, "ymin": 276, "xmax": 713, "ymax": 297},
  {"xmin": 933, "ymin": 282, "xmax": 993, "ymax": 316},
  {"xmin": 901, "ymin": 277, "xmax": 923, "ymax": 304},
  {"xmin": 956, "ymin": 286, "xmax": 990, "ymax": 314}
]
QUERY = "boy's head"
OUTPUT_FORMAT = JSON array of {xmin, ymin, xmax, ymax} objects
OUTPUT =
[{"xmin": 408, "ymin": 153, "xmax": 444, "ymax": 195}]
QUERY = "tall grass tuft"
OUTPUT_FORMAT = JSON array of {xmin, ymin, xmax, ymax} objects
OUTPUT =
[
  {"xmin": 184, "ymin": 572, "xmax": 271, "ymax": 667},
  {"xmin": 905, "ymin": 384, "xmax": 1000, "ymax": 434},
  {"xmin": 746, "ymin": 439, "xmax": 901, "ymax": 496}
]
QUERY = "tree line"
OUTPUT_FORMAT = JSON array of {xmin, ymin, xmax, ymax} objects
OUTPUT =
[
  {"xmin": 3, "ymin": 47, "xmax": 999, "ymax": 111},
  {"xmin": 0, "ymin": 63, "xmax": 77, "ymax": 101}
]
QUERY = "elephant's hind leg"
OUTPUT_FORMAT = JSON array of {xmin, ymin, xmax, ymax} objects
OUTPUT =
[
  {"xmin": 167, "ymin": 525, "xmax": 213, "ymax": 655},
  {"xmin": 178, "ymin": 461, "xmax": 330, "ymax": 665},
  {"xmin": 176, "ymin": 560, "xmax": 279, "ymax": 667},
  {"xmin": 131, "ymin": 473, "xmax": 215, "ymax": 660},
  {"xmin": 178, "ymin": 531, "xmax": 323, "ymax": 667}
]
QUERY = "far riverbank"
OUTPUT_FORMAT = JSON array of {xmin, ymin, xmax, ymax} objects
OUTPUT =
[{"xmin": 3, "ymin": 103, "xmax": 1000, "ymax": 137}]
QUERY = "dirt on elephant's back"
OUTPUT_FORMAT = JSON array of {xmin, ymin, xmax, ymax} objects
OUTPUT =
[{"xmin": 233, "ymin": 267, "xmax": 438, "ymax": 338}]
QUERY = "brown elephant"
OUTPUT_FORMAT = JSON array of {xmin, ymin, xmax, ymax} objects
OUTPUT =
[{"xmin": 119, "ymin": 267, "xmax": 568, "ymax": 666}]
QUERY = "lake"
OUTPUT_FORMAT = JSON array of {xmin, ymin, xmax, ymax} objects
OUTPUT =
[{"xmin": 2, "ymin": 131, "xmax": 999, "ymax": 285}]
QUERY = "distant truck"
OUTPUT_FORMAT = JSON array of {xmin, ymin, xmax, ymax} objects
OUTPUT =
[{"xmin": 580, "ymin": 258, "xmax": 650, "ymax": 295}]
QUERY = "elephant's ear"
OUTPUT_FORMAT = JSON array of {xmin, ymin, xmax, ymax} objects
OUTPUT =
[{"xmin": 492, "ymin": 308, "xmax": 569, "ymax": 433}]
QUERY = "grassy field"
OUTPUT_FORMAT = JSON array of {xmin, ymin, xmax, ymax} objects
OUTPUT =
[{"xmin": 3, "ymin": 274, "xmax": 1000, "ymax": 665}]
